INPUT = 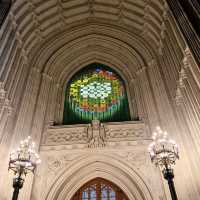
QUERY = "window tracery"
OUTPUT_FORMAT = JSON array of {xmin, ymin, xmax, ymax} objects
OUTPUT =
[
  {"xmin": 63, "ymin": 63, "xmax": 130, "ymax": 124},
  {"xmin": 71, "ymin": 178, "xmax": 129, "ymax": 200}
]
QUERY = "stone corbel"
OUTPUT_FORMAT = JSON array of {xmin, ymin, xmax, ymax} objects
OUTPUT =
[
  {"xmin": 177, "ymin": 57, "xmax": 188, "ymax": 89},
  {"xmin": 136, "ymin": 66, "xmax": 147, "ymax": 75},
  {"xmin": 0, "ymin": 83, "xmax": 13, "ymax": 118},
  {"xmin": 161, "ymin": 22, "xmax": 166, "ymax": 39},
  {"xmin": 22, "ymin": 49, "xmax": 28, "ymax": 64},
  {"xmin": 1, "ymin": 98, "xmax": 13, "ymax": 116},
  {"xmin": 179, "ymin": 67, "xmax": 187, "ymax": 81},
  {"xmin": 183, "ymin": 52, "xmax": 190, "ymax": 69},
  {"xmin": 175, "ymin": 88, "xmax": 184, "ymax": 106},
  {"xmin": 141, "ymin": 22, "xmax": 149, "ymax": 38},
  {"xmin": 163, "ymin": 2, "xmax": 169, "ymax": 20},
  {"xmin": 158, "ymin": 39, "xmax": 164, "ymax": 55},
  {"xmin": 9, "ymin": 12, "xmax": 17, "ymax": 31},
  {"xmin": 144, "ymin": 5, "xmax": 150, "ymax": 20},
  {"xmin": 182, "ymin": 47, "xmax": 200, "ymax": 93},
  {"xmin": 0, "ymin": 82, "xmax": 6, "ymax": 100},
  {"xmin": 147, "ymin": 59, "xmax": 155, "ymax": 68},
  {"xmin": 129, "ymin": 78, "xmax": 136, "ymax": 87},
  {"xmin": 42, "ymin": 73, "xmax": 52, "ymax": 81},
  {"xmin": 32, "ymin": 67, "xmax": 41, "ymax": 74},
  {"xmin": 29, "ymin": 1, "xmax": 44, "ymax": 42},
  {"xmin": 117, "ymin": 0, "xmax": 124, "ymax": 23},
  {"xmin": 88, "ymin": 0, "xmax": 94, "ymax": 17},
  {"xmin": 175, "ymin": 66, "xmax": 187, "ymax": 105},
  {"xmin": 28, "ymin": 0, "xmax": 35, "ymax": 11},
  {"xmin": 184, "ymin": 47, "xmax": 192, "ymax": 60},
  {"xmin": 183, "ymin": 47, "xmax": 199, "ymax": 70},
  {"xmin": 57, "ymin": 0, "xmax": 66, "ymax": 29},
  {"xmin": 15, "ymin": 31, "xmax": 23, "ymax": 48}
]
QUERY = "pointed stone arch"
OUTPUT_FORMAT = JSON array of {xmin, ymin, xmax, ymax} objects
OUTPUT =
[
  {"xmin": 62, "ymin": 62, "xmax": 132, "ymax": 124},
  {"xmin": 56, "ymin": 54, "xmax": 139, "ymax": 124},
  {"xmin": 45, "ymin": 154, "xmax": 154, "ymax": 200}
]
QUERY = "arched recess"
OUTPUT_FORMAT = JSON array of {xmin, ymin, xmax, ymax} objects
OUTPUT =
[
  {"xmin": 12, "ymin": 23, "xmax": 158, "ymax": 130},
  {"xmin": 29, "ymin": 24, "xmax": 154, "ymax": 74},
  {"xmin": 56, "ymin": 56, "xmax": 136, "ymax": 124},
  {"xmin": 45, "ymin": 43, "xmax": 143, "ymax": 123},
  {"xmin": 41, "ymin": 33, "xmax": 149, "ymax": 124},
  {"xmin": 45, "ymin": 154, "xmax": 154, "ymax": 200}
]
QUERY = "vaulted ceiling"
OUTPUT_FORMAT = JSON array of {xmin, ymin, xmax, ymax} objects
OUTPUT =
[
  {"xmin": 4, "ymin": 0, "xmax": 169, "ymax": 86},
  {"xmin": 11, "ymin": 0, "xmax": 167, "ymax": 57}
]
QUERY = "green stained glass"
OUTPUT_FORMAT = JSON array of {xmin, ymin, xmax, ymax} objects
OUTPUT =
[{"xmin": 63, "ymin": 63, "xmax": 131, "ymax": 124}]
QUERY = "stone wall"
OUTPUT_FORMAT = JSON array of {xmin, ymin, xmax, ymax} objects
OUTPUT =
[
  {"xmin": 32, "ymin": 121, "xmax": 165, "ymax": 200},
  {"xmin": 0, "ymin": 0, "xmax": 199, "ymax": 199}
]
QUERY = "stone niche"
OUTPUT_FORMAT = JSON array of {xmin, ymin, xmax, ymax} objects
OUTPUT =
[{"xmin": 32, "ymin": 121, "xmax": 166, "ymax": 200}]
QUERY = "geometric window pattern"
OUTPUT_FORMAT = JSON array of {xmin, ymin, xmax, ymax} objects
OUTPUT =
[
  {"xmin": 71, "ymin": 177, "xmax": 129, "ymax": 200},
  {"xmin": 63, "ymin": 63, "xmax": 131, "ymax": 124}
]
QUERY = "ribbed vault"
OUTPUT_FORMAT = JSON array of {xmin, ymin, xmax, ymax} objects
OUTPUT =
[
  {"xmin": 9, "ymin": 0, "xmax": 167, "ymax": 66},
  {"xmin": 28, "ymin": 23, "xmax": 156, "ymax": 84}
]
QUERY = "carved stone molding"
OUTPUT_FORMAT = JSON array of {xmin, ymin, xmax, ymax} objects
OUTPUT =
[
  {"xmin": 136, "ymin": 67, "xmax": 147, "ymax": 75},
  {"xmin": 46, "ymin": 153, "xmax": 81, "ymax": 173},
  {"xmin": 116, "ymin": 150, "xmax": 148, "ymax": 168},
  {"xmin": 163, "ymin": 2, "xmax": 169, "ymax": 20},
  {"xmin": 43, "ymin": 121, "xmax": 147, "ymax": 148},
  {"xmin": 0, "ymin": 83, "xmax": 13, "ymax": 115},
  {"xmin": 0, "ymin": 82, "xmax": 6, "ymax": 99},
  {"xmin": 45, "ymin": 126, "xmax": 87, "ymax": 145},
  {"xmin": 106, "ymin": 127, "xmax": 144, "ymax": 140},
  {"xmin": 175, "ymin": 88, "xmax": 184, "ymax": 105}
]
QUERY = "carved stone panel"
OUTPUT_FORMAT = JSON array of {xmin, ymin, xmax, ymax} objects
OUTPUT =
[{"xmin": 43, "ymin": 121, "xmax": 147, "ymax": 147}]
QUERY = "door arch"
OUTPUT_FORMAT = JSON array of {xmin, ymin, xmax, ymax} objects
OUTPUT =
[
  {"xmin": 45, "ymin": 154, "xmax": 155, "ymax": 200},
  {"xmin": 71, "ymin": 177, "xmax": 129, "ymax": 200}
]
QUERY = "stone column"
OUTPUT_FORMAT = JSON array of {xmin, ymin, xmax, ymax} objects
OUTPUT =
[
  {"xmin": 12, "ymin": 67, "xmax": 41, "ymax": 144},
  {"xmin": 136, "ymin": 67, "xmax": 159, "ymax": 134},
  {"xmin": 172, "ymin": 48, "xmax": 200, "ymax": 198},
  {"xmin": 30, "ymin": 73, "xmax": 52, "ymax": 145},
  {"xmin": 147, "ymin": 60, "xmax": 177, "ymax": 132},
  {"xmin": 129, "ymin": 78, "xmax": 139, "ymax": 120},
  {"xmin": 0, "ymin": 82, "xmax": 8, "ymax": 139},
  {"xmin": 0, "ymin": 67, "xmax": 42, "ymax": 200},
  {"xmin": 55, "ymin": 83, "xmax": 63, "ymax": 124},
  {"xmin": 174, "ymin": 85, "xmax": 200, "ymax": 199},
  {"xmin": 166, "ymin": 0, "xmax": 200, "ymax": 66},
  {"xmin": 41, "ymin": 80, "xmax": 60, "ymax": 143},
  {"xmin": 23, "ymin": 72, "xmax": 51, "ymax": 196},
  {"xmin": 9, "ymin": 73, "xmax": 52, "ymax": 200}
]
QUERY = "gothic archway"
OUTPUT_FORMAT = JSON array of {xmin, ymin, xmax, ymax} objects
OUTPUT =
[
  {"xmin": 44, "ymin": 154, "xmax": 155, "ymax": 200},
  {"xmin": 71, "ymin": 177, "xmax": 129, "ymax": 200}
]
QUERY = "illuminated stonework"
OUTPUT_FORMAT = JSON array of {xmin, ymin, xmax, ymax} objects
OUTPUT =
[{"xmin": 63, "ymin": 64, "xmax": 130, "ymax": 124}]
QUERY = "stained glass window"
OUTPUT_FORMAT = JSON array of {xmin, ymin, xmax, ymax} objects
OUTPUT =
[
  {"xmin": 71, "ymin": 178, "xmax": 129, "ymax": 200},
  {"xmin": 63, "ymin": 63, "xmax": 130, "ymax": 124}
]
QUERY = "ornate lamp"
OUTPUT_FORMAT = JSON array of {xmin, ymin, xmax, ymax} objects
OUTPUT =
[
  {"xmin": 148, "ymin": 126, "xmax": 179, "ymax": 200},
  {"xmin": 9, "ymin": 136, "xmax": 41, "ymax": 200}
]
